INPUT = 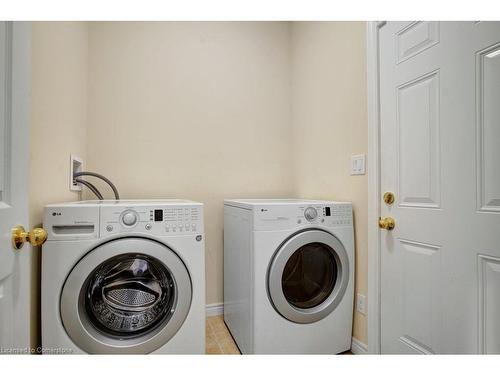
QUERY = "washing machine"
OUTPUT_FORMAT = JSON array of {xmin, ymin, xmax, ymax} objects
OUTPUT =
[
  {"xmin": 223, "ymin": 199, "xmax": 354, "ymax": 354},
  {"xmin": 42, "ymin": 200, "xmax": 205, "ymax": 354}
]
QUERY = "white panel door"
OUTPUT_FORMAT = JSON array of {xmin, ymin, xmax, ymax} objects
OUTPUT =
[
  {"xmin": 379, "ymin": 21, "xmax": 500, "ymax": 354},
  {"xmin": 0, "ymin": 22, "xmax": 32, "ymax": 353}
]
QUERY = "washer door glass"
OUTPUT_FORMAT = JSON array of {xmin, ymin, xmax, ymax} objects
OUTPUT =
[
  {"xmin": 268, "ymin": 229, "xmax": 350, "ymax": 324},
  {"xmin": 85, "ymin": 254, "xmax": 175, "ymax": 337},
  {"xmin": 281, "ymin": 242, "xmax": 337, "ymax": 309},
  {"xmin": 61, "ymin": 237, "xmax": 192, "ymax": 354}
]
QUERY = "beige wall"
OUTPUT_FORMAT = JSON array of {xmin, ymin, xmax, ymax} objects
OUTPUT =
[
  {"xmin": 290, "ymin": 22, "xmax": 368, "ymax": 343},
  {"xmin": 30, "ymin": 22, "xmax": 88, "ymax": 347},
  {"xmin": 28, "ymin": 21, "xmax": 368, "ymax": 346},
  {"xmin": 30, "ymin": 22, "xmax": 88, "ymax": 225},
  {"xmin": 86, "ymin": 22, "xmax": 294, "ymax": 305}
]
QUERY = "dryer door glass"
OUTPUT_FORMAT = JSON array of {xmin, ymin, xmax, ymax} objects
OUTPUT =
[
  {"xmin": 281, "ymin": 242, "xmax": 337, "ymax": 309},
  {"xmin": 267, "ymin": 229, "xmax": 350, "ymax": 324},
  {"xmin": 84, "ymin": 254, "xmax": 175, "ymax": 337}
]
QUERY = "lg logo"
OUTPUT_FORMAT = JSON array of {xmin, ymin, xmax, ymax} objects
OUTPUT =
[{"xmin": 52, "ymin": 212, "xmax": 62, "ymax": 216}]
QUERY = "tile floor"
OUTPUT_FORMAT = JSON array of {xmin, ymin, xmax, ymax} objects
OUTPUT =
[{"xmin": 206, "ymin": 315, "xmax": 240, "ymax": 354}]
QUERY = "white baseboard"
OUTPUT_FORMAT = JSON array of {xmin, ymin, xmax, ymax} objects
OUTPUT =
[
  {"xmin": 351, "ymin": 337, "xmax": 368, "ymax": 354},
  {"xmin": 206, "ymin": 303, "xmax": 224, "ymax": 317}
]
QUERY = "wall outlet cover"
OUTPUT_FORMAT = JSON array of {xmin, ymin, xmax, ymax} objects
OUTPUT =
[
  {"xmin": 70, "ymin": 154, "xmax": 83, "ymax": 192},
  {"xmin": 356, "ymin": 293, "xmax": 367, "ymax": 315}
]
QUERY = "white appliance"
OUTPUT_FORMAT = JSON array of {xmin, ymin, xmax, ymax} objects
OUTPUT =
[
  {"xmin": 42, "ymin": 200, "xmax": 205, "ymax": 354},
  {"xmin": 224, "ymin": 199, "xmax": 354, "ymax": 354}
]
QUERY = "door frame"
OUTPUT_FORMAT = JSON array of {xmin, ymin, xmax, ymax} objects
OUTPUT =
[{"xmin": 366, "ymin": 20, "xmax": 386, "ymax": 355}]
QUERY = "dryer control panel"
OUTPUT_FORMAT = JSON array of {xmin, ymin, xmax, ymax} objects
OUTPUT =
[
  {"xmin": 252, "ymin": 202, "xmax": 352, "ymax": 231},
  {"xmin": 100, "ymin": 204, "xmax": 204, "ymax": 237}
]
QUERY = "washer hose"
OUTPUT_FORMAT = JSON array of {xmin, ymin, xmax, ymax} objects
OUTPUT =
[
  {"xmin": 73, "ymin": 171, "xmax": 120, "ymax": 200},
  {"xmin": 74, "ymin": 178, "xmax": 104, "ymax": 200}
]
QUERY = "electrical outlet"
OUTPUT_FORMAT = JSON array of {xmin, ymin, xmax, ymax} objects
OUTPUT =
[
  {"xmin": 356, "ymin": 293, "xmax": 367, "ymax": 315},
  {"xmin": 70, "ymin": 154, "xmax": 83, "ymax": 192},
  {"xmin": 350, "ymin": 154, "xmax": 366, "ymax": 175}
]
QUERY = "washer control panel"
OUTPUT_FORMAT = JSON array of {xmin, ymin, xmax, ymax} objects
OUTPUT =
[
  {"xmin": 304, "ymin": 207, "xmax": 318, "ymax": 221},
  {"xmin": 100, "ymin": 204, "xmax": 204, "ymax": 237},
  {"xmin": 120, "ymin": 209, "xmax": 139, "ymax": 227}
]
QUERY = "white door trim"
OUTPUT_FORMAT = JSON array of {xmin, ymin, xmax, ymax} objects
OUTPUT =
[
  {"xmin": 366, "ymin": 21, "xmax": 385, "ymax": 355},
  {"xmin": 0, "ymin": 21, "xmax": 32, "ymax": 351},
  {"xmin": 11, "ymin": 21, "xmax": 32, "ymax": 350}
]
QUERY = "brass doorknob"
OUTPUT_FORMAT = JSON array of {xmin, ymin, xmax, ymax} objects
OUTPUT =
[
  {"xmin": 379, "ymin": 217, "xmax": 395, "ymax": 231},
  {"xmin": 12, "ymin": 225, "xmax": 48, "ymax": 249},
  {"xmin": 383, "ymin": 192, "xmax": 395, "ymax": 205}
]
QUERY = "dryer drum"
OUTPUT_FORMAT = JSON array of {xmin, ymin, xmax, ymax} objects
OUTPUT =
[
  {"xmin": 84, "ymin": 254, "xmax": 176, "ymax": 337},
  {"xmin": 281, "ymin": 242, "xmax": 338, "ymax": 309}
]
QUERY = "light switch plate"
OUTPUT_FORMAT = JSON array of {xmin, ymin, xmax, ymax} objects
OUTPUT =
[
  {"xmin": 351, "ymin": 154, "xmax": 366, "ymax": 175},
  {"xmin": 356, "ymin": 293, "xmax": 367, "ymax": 315}
]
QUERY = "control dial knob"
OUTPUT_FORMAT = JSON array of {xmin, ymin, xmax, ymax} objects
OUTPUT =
[
  {"xmin": 304, "ymin": 207, "xmax": 318, "ymax": 221},
  {"xmin": 121, "ymin": 210, "xmax": 138, "ymax": 226}
]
